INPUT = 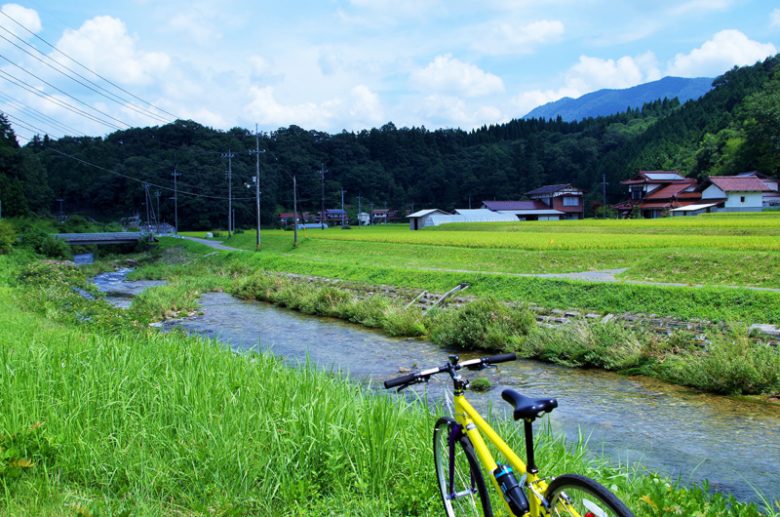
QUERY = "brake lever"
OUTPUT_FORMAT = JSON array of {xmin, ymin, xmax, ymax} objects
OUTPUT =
[{"xmin": 396, "ymin": 376, "xmax": 428, "ymax": 392}]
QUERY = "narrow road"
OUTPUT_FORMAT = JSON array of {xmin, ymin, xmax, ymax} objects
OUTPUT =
[{"xmin": 179, "ymin": 236, "xmax": 243, "ymax": 251}]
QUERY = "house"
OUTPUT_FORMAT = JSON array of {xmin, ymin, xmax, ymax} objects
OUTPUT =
[
  {"xmin": 371, "ymin": 209, "xmax": 389, "ymax": 224},
  {"xmin": 700, "ymin": 175, "xmax": 772, "ymax": 212},
  {"xmin": 736, "ymin": 172, "xmax": 780, "ymax": 207},
  {"xmin": 325, "ymin": 208, "xmax": 348, "ymax": 225},
  {"xmin": 526, "ymin": 184, "xmax": 585, "ymax": 219},
  {"xmin": 482, "ymin": 200, "xmax": 565, "ymax": 221},
  {"xmin": 407, "ymin": 209, "xmax": 450, "ymax": 230},
  {"xmin": 614, "ymin": 171, "xmax": 701, "ymax": 218},
  {"xmin": 357, "ymin": 212, "xmax": 371, "ymax": 225},
  {"xmin": 278, "ymin": 212, "xmax": 299, "ymax": 227}
]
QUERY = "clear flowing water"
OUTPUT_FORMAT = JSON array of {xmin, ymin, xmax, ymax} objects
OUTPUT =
[
  {"xmin": 91, "ymin": 271, "xmax": 780, "ymax": 503},
  {"xmin": 93, "ymin": 268, "xmax": 165, "ymax": 308}
]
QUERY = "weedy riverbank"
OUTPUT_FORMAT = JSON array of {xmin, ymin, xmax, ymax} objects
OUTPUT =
[
  {"xmin": 132, "ymin": 239, "xmax": 780, "ymax": 396},
  {"xmin": 1, "ymin": 252, "xmax": 778, "ymax": 515}
]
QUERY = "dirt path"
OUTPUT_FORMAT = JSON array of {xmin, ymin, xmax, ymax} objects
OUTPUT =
[
  {"xmin": 419, "ymin": 266, "xmax": 780, "ymax": 293},
  {"xmin": 179, "ymin": 236, "xmax": 243, "ymax": 251}
]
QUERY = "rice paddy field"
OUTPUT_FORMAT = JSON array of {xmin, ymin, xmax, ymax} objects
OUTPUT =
[{"xmin": 181, "ymin": 212, "xmax": 780, "ymax": 323}]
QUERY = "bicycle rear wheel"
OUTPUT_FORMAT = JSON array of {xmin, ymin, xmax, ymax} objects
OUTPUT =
[
  {"xmin": 545, "ymin": 474, "xmax": 634, "ymax": 517},
  {"xmin": 433, "ymin": 417, "xmax": 493, "ymax": 517}
]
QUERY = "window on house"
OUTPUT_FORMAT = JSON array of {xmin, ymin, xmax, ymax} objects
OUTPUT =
[
  {"xmin": 740, "ymin": 196, "xmax": 746, "ymax": 203},
  {"xmin": 563, "ymin": 197, "xmax": 579, "ymax": 206},
  {"xmin": 631, "ymin": 189, "xmax": 642, "ymax": 200}
]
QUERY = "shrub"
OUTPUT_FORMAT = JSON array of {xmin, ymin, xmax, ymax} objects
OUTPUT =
[
  {"xmin": 520, "ymin": 320, "xmax": 645, "ymax": 370},
  {"xmin": 17, "ymin": 260, "xmax": 85, "ymax": 287},
  {"xmin": 20, "ymin": 229, "xmax": 71, "ymax": 259},
  {"xmin": 381, "ymin": 305, "xmax": 426, "ymax": 337},
  {"xmin": 658, "ymin": 329, "xmax": 780, "ymax": 395},
  {"xmin": 426, "ymin": 299, "xmax": 535, "ymax": 351},
  {"xmin": 469, "ymin": 377, "xmax": 492, "ymax": 392},
  {"xmin": 0, "ymin": 219, "xmax": 16, "ymax": 253}
]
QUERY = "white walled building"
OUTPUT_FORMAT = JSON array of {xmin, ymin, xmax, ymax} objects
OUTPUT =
[{"xmin": 700, "ymin": 176, "xmax": 772, "ymax": 212}]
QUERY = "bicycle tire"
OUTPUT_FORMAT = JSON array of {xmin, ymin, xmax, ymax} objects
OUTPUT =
[
  {"xmin": 433, "ymin": 416, "xmax": 493, "ymax": 517},
  {"xmin": 545, "ymin": 474, "xmax": 634, "ymax": 517}
]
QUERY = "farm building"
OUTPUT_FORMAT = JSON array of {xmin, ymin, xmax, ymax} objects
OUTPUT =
[
  {"xmin": 526, "ymin": 183, "xmax": 585, "ymax": 219},
  {"xmin": 614, "ymin": 171, "xmax": 701, "ymax": 218},
  {"xmin": 736, "ymin": 172, "xmax": 780, "ymax": 207},
  {"xmin": 700, "ymin": 175, "xmax": 773, "ymax": 212},
  {"xmin": 481, "ymin": 200, "xmax": 565, "ymax": 221},
  {"xmin": 406, "ymin": 208, "xmax": 516, "ymax": 230}
]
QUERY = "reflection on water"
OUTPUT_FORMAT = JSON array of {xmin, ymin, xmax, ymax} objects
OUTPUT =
[{"xmin": 168, "ymin": 292, "xmax": 780, "ymax": 503}]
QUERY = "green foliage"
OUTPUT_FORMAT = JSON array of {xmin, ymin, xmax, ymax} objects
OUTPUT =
[
  {"xmin": 16, "ymin": 260, "xmax": 85, "ymax": 288},
  {"xmin": 427, "ymin": 298, "xmax": 535, "ymax": 351},
  {"xmin": 19, "ymin": 228, "xmax": 70, "ymax": 259},
  {"xmin": 469, "ymin": 377, "xmax": 492, "ymax": 392},
  {"xmin": 657, "ymin": 329, "xmax": 780, "ymax": 395},
  {"xmin": 0, "ymin": 220, "xmax": 15, "ymax": 254},
  {"xmin": 520, "ymin": 321, "xmax": 647, "ymax": 370}
]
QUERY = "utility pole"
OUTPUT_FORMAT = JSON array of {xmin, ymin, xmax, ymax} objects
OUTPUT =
[
  {"xmin": 143, "ymin": 183, "xmax": 152, "ymax": 241},
  {"xmin": 155, "ymin": 190, "xmax": 161, "ymax": 233},
  {"xmin": 319, "ymin": 164, "xmax": 326, "ymax": 229},
  {"xmin": 248, "ymin": 124, "xmax": 263, "ymax": 249},
  {"xmin": 56, "ymin": 198, "xmax": 64, "ymax": 223},
  {"xmin": 357, "ymin": 195, "xmax": 362, "ymax": 225},
  {"xmin": 222, "ymin": 149, "xmax": 235, "ymax": 236},
  {"xmin": 293, "ymin": 174, "xmax": 299, "ymax": 247},
  {"xmin": 172, "ymin": 168, "xmax": 180, "ymax": 235},
  {"xmin": 602, "ymin": 173, "xmax": 608, "ymax": 217},
  {"xmin": 340, "ymin": 188, "xmax": 347, "ymax": 226}
]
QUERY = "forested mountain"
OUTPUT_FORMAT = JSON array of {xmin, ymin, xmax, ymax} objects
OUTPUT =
[
  {"xmin": 1, "ymin": 55, "xmax": 779, "ymax": 229},
  {"xmin": 523, "ymin": 76, "xmax": 713, "ymax": 121}
]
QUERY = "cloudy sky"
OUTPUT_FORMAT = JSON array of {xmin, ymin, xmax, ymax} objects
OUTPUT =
[{"xmin": 1, "ymin": 0, "xmax": 778, "ymax": 141}]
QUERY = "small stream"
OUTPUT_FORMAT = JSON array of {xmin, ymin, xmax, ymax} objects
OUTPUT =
[{"xmin": 93, "ymin": 270, "xmax": 780, "ymax": 503}]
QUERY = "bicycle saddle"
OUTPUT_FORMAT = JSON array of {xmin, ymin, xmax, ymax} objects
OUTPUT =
[{"xmin": 501, "ymin": 389, "xmax": 558, "ymax": 421}]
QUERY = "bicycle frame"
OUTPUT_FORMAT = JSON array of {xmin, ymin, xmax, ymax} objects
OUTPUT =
[{"xmin": 452, "ymin": 393, "xmax": 556, "ymax": 517}]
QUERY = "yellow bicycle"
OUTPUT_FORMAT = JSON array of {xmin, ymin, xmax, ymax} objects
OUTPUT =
[{"xmin": 385, "ymin": 353, "xmax": 634, "ymax": 517}]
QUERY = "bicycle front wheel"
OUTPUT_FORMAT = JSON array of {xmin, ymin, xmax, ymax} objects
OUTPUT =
[
  {"xmin": 433, "ymin": 417, "xmax": 493, "ymax": 517},
  {"xmin": 545, "ymin": 474, "xmax": 634, "ymax": 517}
]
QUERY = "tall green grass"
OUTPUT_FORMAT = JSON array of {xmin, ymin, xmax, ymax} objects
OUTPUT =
[{"xmin": 1, "ymin": 275, "xmax": 776, "ymax": 515}]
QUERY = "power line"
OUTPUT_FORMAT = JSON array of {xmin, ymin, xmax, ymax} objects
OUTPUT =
[
  {"xmin": 0, "ymin": 27, "xmax": 171, "ymax": 124},
  {"xmin": 46, "ymin": 147, "xmax": 256, "ymax": 201},
  {"xmin": 0, "ymin": 8, "xmax": 179, "ymax": 121},
  {"xmin": 0, "ymin": 91, "xmax": 88, "ymax": 136},
  {"xmin": 1, "ymin": 111, "xmax": 48, "ymax": 135},
  {"xmin": 0, "ymin": 51, "xmax": 132, "ymax": 129},
  {"xmin": 0, "ymin": 68, "xmax": 124, "ymax": 129}
]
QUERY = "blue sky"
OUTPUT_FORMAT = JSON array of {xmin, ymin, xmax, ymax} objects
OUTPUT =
[{"xmin": 1, "ymin": 0, "xmax": 779, "ymax": 140}]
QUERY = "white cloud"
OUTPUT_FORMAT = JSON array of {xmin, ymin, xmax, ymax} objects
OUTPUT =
[
  {"xmin": 472, "ymin": 19, "xmax": 564, "ymax": 55},
  {"xmin": 246, "ymin": 84, "xmax": 384, "ymax": 130},
  {"xmin": 667, "ymin": 30, "xmax": 776, "ymax": 77},
  {"xmin": 55, "ymin": 16, "xmax": 171, "ymax": 85},
  {"xmin": 414, "ymin": 94, "xmax": 506, "ymax": 128},
  {"xmin": 347, "ymin": 84, "xmax": 384, "ymax": 127},
  {"xmin": 0, "ymin": 3, "xmax": 41, "ymax": 40},
  {"xmin": 771, "ymin": 9, "xmax": 780, "ymax": 29},
  {"xmin": 168, "ymin": 12, "xmax": 221, "ymax": 44},
  {"xmin": 513, "ymin": 52, "xmax": 661, "ymax": 116},
  {"xmin": 668, "ymin": 0, "xmax": 732, "ymax": 16},
  {"xmin": 411, "ymin": 54, "xmax": 504, "ymax": 97}
]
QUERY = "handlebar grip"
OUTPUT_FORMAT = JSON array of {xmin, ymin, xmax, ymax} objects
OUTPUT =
[
  {"xmin": 482, "ymin": 352, "xmax": 517, "ymax": 364},
  {"xmin": 384, "ymin": 372, "xmax": 418, "ymax": 389}
]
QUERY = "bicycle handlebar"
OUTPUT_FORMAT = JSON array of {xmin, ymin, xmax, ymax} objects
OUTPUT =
[{"xmin": 383, "ymin": 353, "xmax": 517, "ymax": 390}]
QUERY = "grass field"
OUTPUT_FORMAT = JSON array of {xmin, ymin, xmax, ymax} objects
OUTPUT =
[
  {"xmin": 176, "ymin": 213, "xmax": 780, "ymax": 324},
  {"xmin": 186, "ymin": 213, "xmax": 780, "ymax": 289},
  {"xmin": 2, "ymin": 252, "xmax": 777, "ymax": 515}
]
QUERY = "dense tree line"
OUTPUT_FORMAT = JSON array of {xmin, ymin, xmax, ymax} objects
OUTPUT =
[{"xmin": 2, "ymin": 55, "xmax": 779, "ymax": 229}]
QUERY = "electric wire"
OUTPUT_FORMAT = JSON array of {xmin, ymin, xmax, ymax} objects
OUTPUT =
[
  {"xmin": 0, "ymin": 26, "xmax": 171, "ymax": 124},
  {"xmin": 47, "ymin": 147, "xmax": 256, "ymax": 200},
  {"xmin": 0, "ymin": 9, "xmax": 179, "ymax": 121},
  {"xmin": 0, "ymin": 68, "xmax": 124, "ymax": 129},
  {"xmin": 0, "ymin": 51, "xmax": 132, "ymax": 128},
  {"xmin": 0, "ymin": 91, "xmax": 88, "ymax": 136}
]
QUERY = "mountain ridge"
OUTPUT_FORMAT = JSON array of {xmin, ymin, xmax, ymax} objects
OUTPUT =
[{"xmin": 523, "ymin": 76, "xmax": 714, "ymax": 121}]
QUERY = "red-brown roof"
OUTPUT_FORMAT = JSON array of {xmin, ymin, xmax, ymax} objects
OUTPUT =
[
  {"xmin": 708, "ymin": 176, "xmax": 773, "ymax": 192},
  {"xmin": 643, "ymin": 181, "xmax": 698, "ymax": 200}
]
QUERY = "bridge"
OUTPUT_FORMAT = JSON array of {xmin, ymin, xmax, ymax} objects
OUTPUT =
[{"xmin": 53, "ymin": 232, "xmax": 150, "ymax": 246}]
